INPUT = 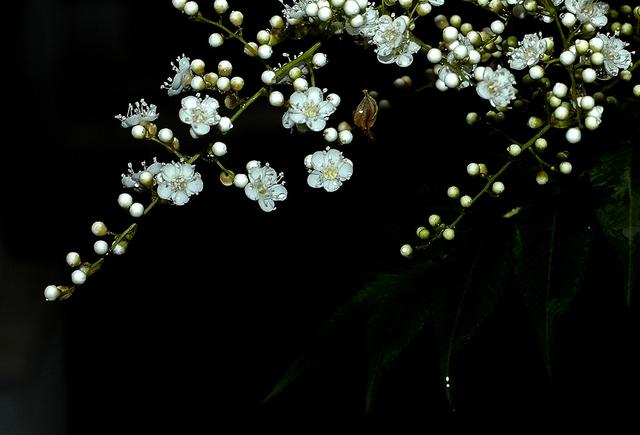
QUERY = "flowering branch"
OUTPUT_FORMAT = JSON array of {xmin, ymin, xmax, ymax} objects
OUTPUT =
[{"xmin": 45, "ymin": 0, "xmax": 639, "ymax": 319}]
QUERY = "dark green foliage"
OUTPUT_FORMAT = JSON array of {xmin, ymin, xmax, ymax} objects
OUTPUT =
[
  {"xmin": 430, "ymin": 223, "xmax": 514, "ymax": 406},
  {"xmin": 266, "ymin": 143, "xmax": 637, "ymax": 412},
  {"xmin": 513, "ymin": 206, "xmax": 594, "ymax": 375},
  {"xmin": 264, "ymin": 261, "xmax": 435, "ymax": 407},
  {"xmin": 589, "ymin": 143, "xmax": 640, "ymax": 308},
  {"xmin": 364, "ymin": 263, "xmax": 434, "ymax": 412}
]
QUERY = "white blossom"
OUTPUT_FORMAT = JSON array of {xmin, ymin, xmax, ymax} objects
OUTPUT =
[
  {"xmin": 115, "ymin": 99, "xmax": 159, "ymax": 128},
  {"xmin": 476, "ymin": 66, "xmax": 517, "ymax": 108},
  {"xmin": 244, "ymin": 163, "xmax": 288, "ymax": 212},
  {"xmin": 565, "ymin": 0, "xmax": 608, "ymax": 28},
  {"xmin": 155, "ymin": 162, "xmax": 203, "ymax": 206},
  {"xmin": 121, "ymin": 159, "xmax": 164, "ymax": 192},
  {"xmin": 161, "ymin": 55, "xmax": 193, "ymax": 96},
  {"xmin": 372, "ymin": 15, "xmax": 420, "ymax": 67},
  {"xmin": 282, "ymin": 87, "xmax": 337, "ymax": 132},
  {"xmin": 429, "ymin": 0, "xmax": 445, "ymax": 5},
  {"xmin": 345, "ymin": 7, "xmax": 379, "ymax": 37},
  {"xmin": 306, "ymin": 148, "xmax": 354, "ymax": 192},
  {"xmin": 508, "ymin": 33, "xmax": 548, "ymax": 70},
  {"xmin": 179, "ymin": 94, "xmax": 222, "ymax": 137},
  {"xmin": 598, "ymin": 33, "xmax": 632, "ymax": 77},
  {"xmin": 280, "ymin": 0, "xmax": 313, "ymax": 24}
]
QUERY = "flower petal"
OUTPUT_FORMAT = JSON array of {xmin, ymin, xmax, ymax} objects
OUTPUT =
[
  {"xmin": 311, "ymin": 151, "xmax": 326, "ymax": 170},
  {"xmin": 282, "ymin": 112, "xmax": 294, "ymax": 129},
  {"xmin": 179, "ymin": 109, "xmax": 192, "ymax": 124},
  {"xmin": 306, "ymin": 116, "xmax": 326, "ymax": 132},
  {"xmin": 323, "ymin": 179, "xmax": 341, "ymax": 192},
  {"xmin": 178, "ymin": 57, "xmax": 191, "ymax": 71},
  {"xmin": 395, "ymin": 53, "xmax": 414, "ymax": 68},
  {"xmin": 262, "ymin": 167, "xmax": 278, "ymax": 186},
  {"xmin": 245, "ymin": 183, "xmax": 259, "ymax": 201},
  {"xmin": 201, "ymin": 96, "xmax": 219, "ymax": 111},
  {"xmin": 147, "ymin": 162, "xmax": 164, "ymax": 175},
  {"xmin": 157, "ymin": 182, "xmax": 173, "ymax": 200},
  {"xmin": 476, "ymin": 82, "xmax": 490, "ymax": 100},
  {"xmin": 393, "ymin": 17, "xmax": 407, "ymax": 34},
  {"xmin": 338, "ymin": 160, "xmax": 353, "ymax": 180},
  {"xmin": 482, "ymin": 67, "xmax": 494, "ymax": 80},
  {"xmin": 317, "ymin": 101, "xmax": 336, "ymax": 117},
  {"xmin": 306, "ymin": 87, "xmax": 323, "ymax": 105},
  {"xmin": 192, "ymin": 123, "xmax": 210, "ymax": 136},
  {"xmin": 307, "ymin": 172, "xmax": 324, "ymax": 188},
  {"xmin": 181, "ymin": 95, "xmax": 199, "ymax": 110},
  {"xmin": 248, "ymin": 167, "xmax": 261, "ymax": 183},
  {"xmin": 165, "ymin": 163, "xmax": 180, "ymax": 180},
  {"xmin": 289, "ymin": 91, "xmax": 306, "ymax": 108},
  {"xmin": 269, "ymin": 184, "xmax": 288, "ymax": 201},
  {"xmin": 171, "ymin": 73, "xmax": 184, "ymax": 91},
  {"xmin": 187, "ymin": 178, "xmax": 203, "ymax": 194},
  {"xmin": 181, "ymin": 164, "xmax": 195, "ymax": 179},
  {"xmin": 377, "ymin": 52, "xmax": 396, "ymax": 64},
  {"xmin": 172, "ymin": 191, "xmax": 190, "ymax": 206},
  {"xmin": 258, "ymin": 198, "xmax": 276, "ymax": 212},
  {"xmin": 122, "ymin": 176, "xmax": 136, "ymax": 189},
  {"xmin": 124, "ymin": 115, "xmax": 141, "ymax": 127},
  {"xmin": 509, "ymin": 56, "xmax": 526, "ymax": 70},
  {"xmin": 289, "ymin": 112, "xmax": 307, "ymax": 124},
  {"xmin": 326, "ymin": 148, "xmax": 342, "ymax": 165}
]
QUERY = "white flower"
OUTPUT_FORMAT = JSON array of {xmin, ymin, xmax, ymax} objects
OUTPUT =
[
  {"xmin": 598, "ymin": 33, "xmax": 632, "ymax": 77},
  {"xmin": 372, "ymin": 15, "xmax": 420, "ymax": 67},
  {"xmin": 244, "ymin": 163, "xmax": 288, "ymax": 212},
  {"xmin": 282, "ymin": 87, "xmax": 337, "ymax": 132},
  {"xmin": 429, "ymin": 0, "xmax": 445, "ymax": 5},
  {"xmin": 306, "ymin": 148, "xmax": 353, "ymax": 192},
  {"xmin": 115, "ymin": 99, "xmax": 159, "ymax": 128},
  {"xmin": 155, "ymin": 162, "xmax": 203, "ymax": 206},
  {"xmin": 476, "ymin": 66, "xmax": 517, "ymax": 108},
  {"xmin": 280, "ymin": 0, "xmax": 312, "ymax": 24},
  {"xmin": 179, "ymin": 94, "xmax": 222, "ymax": 137},
  {"xmin": 161, "ymin": 55, "xmax": 193, "ymax": 96},
  {"xmin": 346, "ymin": 7, "xmax": 379, "ymax": 37},
  {"xmin": 508, "ymin": 33, "xmax": 548, "ymax": 70},
  {"xmin": 565, "ymin": 0, "xmax": 608, "ymax": 28},
  {"xmin": 121, "ymin": 159, "xmax": 164, "ymax": 192}
]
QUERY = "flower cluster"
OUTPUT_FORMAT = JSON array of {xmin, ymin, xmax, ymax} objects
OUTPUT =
[{"xmin": 44, "ymin": 0, "xmax": 639, "ymax": 301}]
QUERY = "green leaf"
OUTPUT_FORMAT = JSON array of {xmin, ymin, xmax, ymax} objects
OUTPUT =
[
  {"xmin": 430, "ymin": 225, "xmax": 513, "ymax": 406},
  {"xmin": 514, "ymin": 207, "xmax": 594, "ymax": 376},
  {"xmin": 365, "ymin": 263, "xmax": 434, "ymax": 413},
  {"xmin": 263, "ymin": 261, "xmax": 433, "ymax": 405},
  {"xmin": 589, "ymin": 143, "xmax": 640, "ymax": 308}
]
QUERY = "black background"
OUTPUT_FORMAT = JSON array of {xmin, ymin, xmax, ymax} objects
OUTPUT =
[{"xmin": 2, "ymin": 0, "xmax": 638, "ymax": 433}]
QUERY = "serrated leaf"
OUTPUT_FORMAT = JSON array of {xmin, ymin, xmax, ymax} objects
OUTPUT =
[
  {"xmin": 365, "ymin": 263, "xmax": 434, "ymax": 413},
  {"xmin": 430, "ymin": 225, "xmax": 513, "ymax": 406},
  {"xmin": 514, "ymin": 208, "xmax": 594, "ymax": 376},
  {"xmin": 589, "ymin": 143, "xmax": 640, "ymax": 308},
  {"xmin": 263, "ymin": 261, "xmax": 433, "ymax": 405}
]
